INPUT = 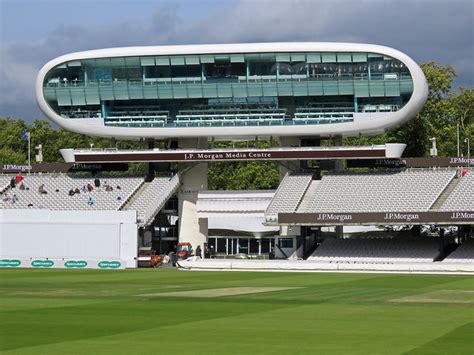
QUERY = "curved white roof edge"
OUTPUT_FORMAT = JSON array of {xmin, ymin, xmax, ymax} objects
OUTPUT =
[{"xmin": 36, "ymin": 42, "xmax": 428, "ymax": 139}]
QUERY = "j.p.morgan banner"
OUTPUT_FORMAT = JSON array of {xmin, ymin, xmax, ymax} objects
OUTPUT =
[
  {"xmin": 0, "ymin": 163, "xmax": 128, "ymax": 173},
  {"xmin": 73, "ymin": 147, "xmax": 387, "ymax": 163},
  {"xmin": 0, "ymin": 259, "xmax": 126, "ymax": 269},
  {"xmin": 278, "ymin": 211, "xmax": 474, "ymax": 225},
  {"xmin": 347, "ymin": 157, "xmax": 474, "ymax": 169}
]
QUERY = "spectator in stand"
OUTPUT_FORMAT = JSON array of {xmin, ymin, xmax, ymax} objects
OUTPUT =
[
  {"xmin": 81, "ymin": 185, "xmax": 87, "ymax": 193},
  {"xmin": 15, "ymin": 174, "xmax": 23, "ymax": 184},
  {"xmin": 74, "ymin": 188, "xmax": 80, "ymax": 194},
  {"xmin": 87, "ymin": 196, "xmax": 95, "ymax": 206},
  {"xmin": 94, "ymin": 177, "xmax": 101, "ymax": 188},
  {"xmin": 87, "ymin": 183, "xmax": 94, "ymax": 192},
  {"xmin": 38, "ymin": 184, "xmax": 47, "ymax": 194},
  {"xmin": 68, "ymin": 189, "xmax": 75, "ymax": 196},
  {"xmin": 10, "ymin": 178, "xmax": 16, "ymax": 188},
  {"xmin": 104, "ymin": 184, "xmax": 113, "ymax": 192},
  {"xmin": 19, "ymin": 183, "xmax": 26, "ymax": 191},
  {"xmin": 116, "ymin": 196, "xmax": 122, "ymax": 202},
  {"xmin": 12, "ymin": 194, "xmax": 18, "ymax": 203}
]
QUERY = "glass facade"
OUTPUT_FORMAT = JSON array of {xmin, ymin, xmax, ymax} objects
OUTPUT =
[{"xmin": 43, "ymin": 51, "xmax": 413, "ymax": 128}]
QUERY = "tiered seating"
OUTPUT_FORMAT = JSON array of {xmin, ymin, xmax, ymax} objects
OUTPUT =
[
  {"xmin": 266, "ymin": 173, "xmax": 313, "ymax": 215},
  {"xmin": 302, "ymin": 169, "xmax": 456, "ymax": 213},
  {"xmin": 0, "ymin": 174, "xmax": 144, "ymax": 211},
  {"xmin": 443, "ymin": 240, "xmax": 474, "ymax": 263},
  {"xmin": 298, "ymin": 102, "xmax": 355, "ymax": 113},
  {"xmin": 439, "ymin": 170, "xmax": 474, "ymax": 211},
  {"xmin": 294, "ymin": 102, "xmax": 354, "ymax": 124},
  {"xmin": 175, "ymin": 107, "xmax": 286, "ymax": 126},
  {"xmin": 0, "ymin": 175, "xmax": 13, "ymax": 194},
  {"xmin": 124, "ymin": 174, "xmax": 180, "ymax": 226},
  {"xmin": 143, "ymin": 77, "xmax": 202, "ymax": 85},
  {"xmin": 60, "ymin": 109, "xmax": 101, "ymax": 118},
  {"xmin": 193, "ymin": 102, "xmax": 276, "ymax": 110},
  {"xmin": 106, "ymin": 106, "xmax": 169, "ymax": 127},
  {"xmin": 359, "ymin": 104, "xmax": 400, "ymax": 113},
  {"xmin": 307, "ymin": 237, "xmax": 439, "ymax": 263}
]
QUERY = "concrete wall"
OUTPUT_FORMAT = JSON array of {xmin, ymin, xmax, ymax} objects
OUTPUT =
[{"xmin": 0, "ymin": 209, "xmax": 138, "ymax": 269}]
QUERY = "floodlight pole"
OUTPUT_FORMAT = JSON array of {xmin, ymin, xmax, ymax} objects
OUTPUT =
[
  {"xmin": 27, "ymin": 132, "xmax": 31, "ymax": 174},
  {"xmin": 456, "ymin": 123, "xmax": 460, "ymax": 157},
  {"xmin": 465, "ymin": 138, "xmax": 470, "ymax": 167}
]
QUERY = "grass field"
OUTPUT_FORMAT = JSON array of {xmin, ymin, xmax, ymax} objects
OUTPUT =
[{"xmin": 0, "ymin": 269, "xmax": 473, "ymax": 354}]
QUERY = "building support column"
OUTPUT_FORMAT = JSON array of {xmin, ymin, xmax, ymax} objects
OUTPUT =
[
  {"xmin": 144, "ymin": 139, "xmax": 155, "ymax": 182},
  {"xmin": 334, "ymin": 135, "xmax": 344, "ymax": 172},
  {"xmin": 100, "ymin": 101, "xmax": 107, "ymax": 120},
  {"xmin": 279, "ymin": 136, "xmax": 302, "ymax": 179},
  {"xmin": 438, "ymin": 227, "xmax": 445, "ymax": 258},
  {"xmin": 302, "ymin": 226, "xmax": 307, "ymax": 259},
  {"xmin": 177, "ymin": 138, "xmax": 208, "ymax": 251}
]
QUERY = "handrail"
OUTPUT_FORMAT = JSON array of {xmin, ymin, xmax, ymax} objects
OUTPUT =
[{"xmin": 45, "ymin": 74, "xmax": 413, "ymax": 88}]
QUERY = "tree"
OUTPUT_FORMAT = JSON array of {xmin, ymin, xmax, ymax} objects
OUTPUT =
[
  {"xmin": 450, "ymin": 88, "xmax": 473, "ymax": 129},
  {"xmin": 0, "ymin": 148, "xmax": 26, "ymax": 164},
  {"xmin": 208, "ymin": 160, "xmax": 279, "ymax": 190},
  {"xmin": 207, "ymin": 140, "xmax": 280, "ymax": 190}
]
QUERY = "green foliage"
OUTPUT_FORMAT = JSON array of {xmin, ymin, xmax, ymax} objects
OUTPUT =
[
  {"xmin": 209, "ymin": 160, "xmax": 279, "ymax": 190},
  {"xmin": 389, "ymin": 114, "xmax": 430, "ymax": 157},
  {"xmin": 0, "ymin": 148, "xmax": 25, "ymax": 164},
  {"xmin": 421, "ymin": 61, "xmax": 456, "ymax": 99},
  {"xmin": 0, "ymin": 117, "xmax": 142, "ymax": 164},
  {"xmin": 450, "ymin": 87, "xmax": 474, "ymax": 129},
  {"xmin": 207, "ymin": 140, "xmax": 280, "ymax": 190}
]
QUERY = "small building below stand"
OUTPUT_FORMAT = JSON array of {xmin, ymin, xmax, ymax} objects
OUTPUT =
[{"xmin": 196, "ymin": 190, "xmax": 281, "ymax": 258}]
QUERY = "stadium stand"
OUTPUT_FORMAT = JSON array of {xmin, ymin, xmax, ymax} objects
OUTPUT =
[
  {"xmin": 266, "ymin": 172, "xmax": 313, "ymax": 215},
  {"xmin": 307, "ymin": 237, "xmax": 440, "ymax": 263},
  {"xmin": 443, "ymin": 239, "xmax": 474, "ymax": 264},
  {"xmin": 439, "ymin": 170, "xmax": 474, "ymax": 211},
  {"xmin": 123, "ymin": 174, "xmax": 180, "ymax": 226},
  {"xmin": 299, "ymin": 169, "xmax": 456, "ymax": 213},
  {"xmin": 0, "ymin": 174, "xmax": 144, "ymax": 211},
  {"xmin": 0, "ymin": 175, "xmax": 12, "ymax": 194}
]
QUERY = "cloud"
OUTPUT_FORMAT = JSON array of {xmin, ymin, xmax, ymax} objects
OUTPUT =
[{"xmin": 0, "ymin": 0, "xmax": 472, "ymax": 121}]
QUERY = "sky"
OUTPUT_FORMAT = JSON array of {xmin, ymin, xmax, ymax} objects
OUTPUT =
[{"xmin": 0, "ymin": 0, "xmax": 472, "ymax": 122}]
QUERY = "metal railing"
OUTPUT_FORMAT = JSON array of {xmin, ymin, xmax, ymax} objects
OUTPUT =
[{"xmin": 45, "ymin": 73, "xmax": 412, "ymax": 88}]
